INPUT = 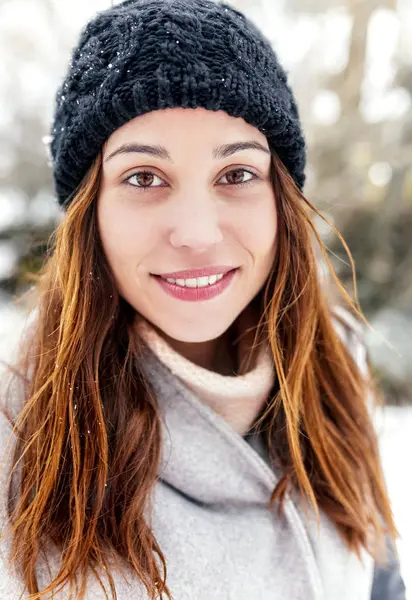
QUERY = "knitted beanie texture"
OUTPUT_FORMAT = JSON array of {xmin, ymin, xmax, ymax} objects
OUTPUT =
[{"xmin": 49, "ymin": 0, "xmax": 306, "ymax": 209}]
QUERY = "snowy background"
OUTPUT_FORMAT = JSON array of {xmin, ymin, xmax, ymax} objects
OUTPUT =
[{"xmin": 0, "ymin": 0, "xmax": 411, "ymax": 594}]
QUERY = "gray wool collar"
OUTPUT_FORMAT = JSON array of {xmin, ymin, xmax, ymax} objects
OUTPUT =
[
  {"xmin": 141, "ymin": 346, "xmax": 277, "ymax": 507},
  {"xmin": 140, "ymin": 346, "xmax": 325, "ymax": 599}
]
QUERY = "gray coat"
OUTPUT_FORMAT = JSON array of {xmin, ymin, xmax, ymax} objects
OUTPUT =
[{"xmin": 0, "ymin": 339, "xmax": 406, "ymax": 599}]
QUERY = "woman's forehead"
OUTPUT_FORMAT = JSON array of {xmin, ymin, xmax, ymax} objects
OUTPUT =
[{"xmin": 103, "ymin": 107, "xmax": 270, "ymax": 159}]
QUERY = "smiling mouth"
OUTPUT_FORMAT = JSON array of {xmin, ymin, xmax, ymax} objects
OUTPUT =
[
  {"xmin": 151, "ymin": 268, "xmax": 239, "ymax": 301},
  {"xmin": 153, "ymin": 271, "xmax": 237, "ymax": 288}
]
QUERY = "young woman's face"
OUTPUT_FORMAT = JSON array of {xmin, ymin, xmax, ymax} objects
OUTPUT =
[{"xmin": 98, "ymin": 107, "xmax": 277, "ymax": 344}]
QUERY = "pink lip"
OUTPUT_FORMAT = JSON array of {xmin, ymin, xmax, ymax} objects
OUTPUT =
[
  {"xmin": 152, "ymin": 268, "xmax": 238, "ymax": 302},
  {"xmin": 155, "ymin": 265, "xmax": 237, "ymax": 279}
]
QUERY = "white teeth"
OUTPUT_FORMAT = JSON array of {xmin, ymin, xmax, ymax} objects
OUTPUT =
[
  {"xmin": 185, "ymin": 278, "xmax": 198, "ymax": 288},
  {"xmin": 197, "ymin": 276, "xmax": 210, "ymax": 287},
  {"xmin": 162, "ymin": 273, "xmax": 227, "ymax": 288}
]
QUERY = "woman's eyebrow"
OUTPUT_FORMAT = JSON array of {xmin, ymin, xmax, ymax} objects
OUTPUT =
[
  {"xmin": 214, "ymin": 141, "xmax": 270, "ymax": 159},
  {"xmin": 104, "ymin": 140, "xmax": 270, "ymax": 163}
]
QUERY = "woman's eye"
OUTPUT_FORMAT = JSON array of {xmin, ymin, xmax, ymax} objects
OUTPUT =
[
  {"xmin": 124, "ymin": 170, "xmax": 166, "ymax": 189},
  {"xmin": 218, "ymin": 168, "xmax": 257, "ymax": 187}
]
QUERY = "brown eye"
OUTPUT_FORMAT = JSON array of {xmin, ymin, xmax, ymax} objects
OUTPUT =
[
  {"xmin": 124, "ymin": 170, "xmax": 166, "ymax": 189},
  {"xmin": 219, "ymin": 168, "xmax": 256, "ymax": 186},
  {"xmin": 135, "ymin": 172, "xmax": 155, "ymax": 187}
]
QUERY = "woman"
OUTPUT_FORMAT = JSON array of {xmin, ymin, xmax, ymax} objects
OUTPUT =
[{"xmin": 0, "ymin": 0, "xmax": 406, "ymax": 599}]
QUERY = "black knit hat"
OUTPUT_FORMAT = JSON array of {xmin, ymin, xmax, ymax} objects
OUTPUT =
[{"xmin": 49, "ymin": 0, "xmax": 306, "ymax": 210}]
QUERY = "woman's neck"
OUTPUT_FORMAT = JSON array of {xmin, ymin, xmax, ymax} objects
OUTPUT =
[
  {"xmin": 149, "ymin": 320, "xmax": 238, "ymax": 375},
  {"xmin": 134, "ymin": 304, "xmax": 275, "ymax": 435}
]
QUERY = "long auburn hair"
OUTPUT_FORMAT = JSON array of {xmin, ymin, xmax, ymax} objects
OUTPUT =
[{"xmin": 0, "ymin": 150, "xmax": 398, "ymax": 600}]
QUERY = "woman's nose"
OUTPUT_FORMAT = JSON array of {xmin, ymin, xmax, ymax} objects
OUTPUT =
[{"xmin": 168, "ymin": 194, "xmax": 224, "ymax": 251}]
